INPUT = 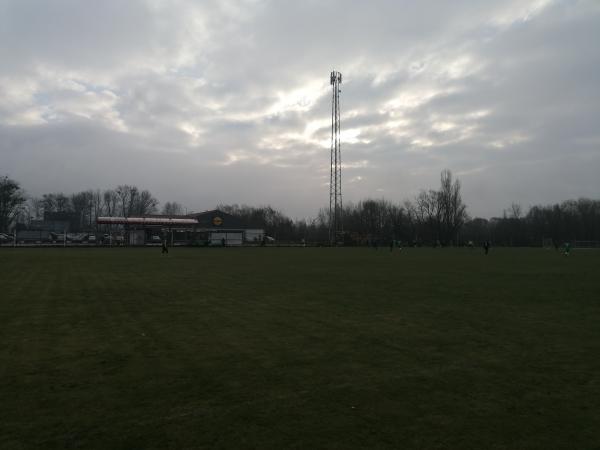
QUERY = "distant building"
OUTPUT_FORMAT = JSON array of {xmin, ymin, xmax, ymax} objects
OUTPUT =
[
  {"xmin": 96, "ymin": 209, "xmax": 264, "ymax": 246},
  {"xmin": 15, "ymin": 212, "xmax": 76, "ymax": 243},
  {"xmin": 187, "ymin": 210, "xmax": 264, "ymax": 245}
]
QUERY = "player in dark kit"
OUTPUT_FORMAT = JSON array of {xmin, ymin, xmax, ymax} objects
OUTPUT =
[
  {"xmin": 162, "ymin": 239, "xmax": 168, "ymax": 254},
  {"xmin": 483, "ymin": 241, "xmax": 490, "ymax": 255}
]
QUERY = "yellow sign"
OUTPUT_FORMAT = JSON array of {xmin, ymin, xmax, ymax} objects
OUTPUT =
[{"xmin": 213, "ymin": 216, "xmax": 223, "ymax": 226}]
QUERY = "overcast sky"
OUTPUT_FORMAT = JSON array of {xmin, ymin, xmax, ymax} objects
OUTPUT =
[{"xmin": 1, "ymin": 0, "xmax": 599, "ymax": 219}]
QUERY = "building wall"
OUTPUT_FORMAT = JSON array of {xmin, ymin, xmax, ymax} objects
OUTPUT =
[
  {"xmin": 129, "ymin": 230, "xmax": 145, "ymax": 246},
  {"xmin": 244, "ymin": 229, "xmax": 264, "ymax": 243},
  {"xmin": 210, "ymin": 232, "xmax": 243, "ymax": 246}
]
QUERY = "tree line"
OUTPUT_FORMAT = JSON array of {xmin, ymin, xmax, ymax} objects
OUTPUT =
[
  {"xmin": 0, "ymin": 180, "xmax": 184, "ymax": 233},
  {"xmin": 463, "ymin": 199, "xmax": 600, "ymax": 246},
  {"xmin": 214, "ymin": 170, "xmax": 468, "ymax": 245},
  {"xmin": 1, "ymin": 172, "xmax": 599, "ymax": 245}
]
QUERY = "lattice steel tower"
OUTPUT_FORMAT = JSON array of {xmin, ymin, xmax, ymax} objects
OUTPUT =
[{"xmin": 329, "ymin": 71, "xmax": 343, "ymax": 245}]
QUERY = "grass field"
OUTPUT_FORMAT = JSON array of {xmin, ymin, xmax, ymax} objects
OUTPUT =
[{"xmin": 1, "ymin": 247, "xmax": 599, "ymax": 449}]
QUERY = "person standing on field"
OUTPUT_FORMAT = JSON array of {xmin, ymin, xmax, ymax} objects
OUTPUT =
[
  {"xmin": 483, "ymin": 241, "xmax": 490, "ymax": 255},
  {"xmin": 162, "ymin": 238, "xmax": 168, "ymax": 254}
]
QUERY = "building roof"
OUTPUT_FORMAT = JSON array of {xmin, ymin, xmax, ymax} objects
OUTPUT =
[
  {"xmin": 185, "ymin": 210, "xmax": 245, "ymax": 228},
  {"xmin": 96, "ymin": 210, "xmax": 256, "ymax": 229},
  {"xmin": 96, "ymin": 217, "xmax": 198, "ymax": 226}
]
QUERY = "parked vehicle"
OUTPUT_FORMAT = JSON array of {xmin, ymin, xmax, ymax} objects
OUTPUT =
[
  {"xmin": 68, "ymin": 233, "xmax": 87, "ymax": 243},
  {"xmin": 51, "ymin": 232, "xmax": 69, "ymax": 243},
  {"xmin": 102, "ymin": 234, "xmax": 124, "ymax": 245},
  {"xmin": 17, "ymin": 230, "xmax": 52, "ymax": 243}
]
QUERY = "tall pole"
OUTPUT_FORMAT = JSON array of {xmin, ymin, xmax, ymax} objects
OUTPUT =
[{"xmin": 329, "ymin": 71, "xmax": 343, "ymax": 245}]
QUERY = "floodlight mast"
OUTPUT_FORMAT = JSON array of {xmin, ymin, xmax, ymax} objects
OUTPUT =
[{"xmin": 329, "ymin": 70, "xmax": 343, "ymax": 245}]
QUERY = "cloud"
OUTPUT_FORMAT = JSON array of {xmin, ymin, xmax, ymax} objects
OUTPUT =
[{"xmin": 1, "ymin": 0, "xmax": 599, "ymax": 219}]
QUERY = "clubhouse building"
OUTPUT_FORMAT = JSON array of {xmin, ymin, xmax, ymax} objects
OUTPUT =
[{"xmin": 96, "ymin": 209, "xmax": 264, "ymax": 246}]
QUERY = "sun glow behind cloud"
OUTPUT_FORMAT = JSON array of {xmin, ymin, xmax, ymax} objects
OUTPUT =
[{"xmin": 267, "ymin": 81, "xmax": 329, "ymax": 116}]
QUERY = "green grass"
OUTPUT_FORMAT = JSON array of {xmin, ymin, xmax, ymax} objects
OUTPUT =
[{"xmin": 1, "ymin": 247, "xmax": 599, "ymax": 449}]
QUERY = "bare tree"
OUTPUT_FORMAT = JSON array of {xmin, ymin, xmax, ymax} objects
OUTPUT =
[
  {"xmin": 415, "ymin": 189, "xmax": 442, "ymax": 243},
  {"xmin": 114, "ymin": 185, "xmax": 157, "ymax": 216},
  {"xmin": 71, "ymin": 191, "xmax": 94, "ymax": 230},
  {"xmin": 438, "ymin": 169, "xmax": 468, "ymax": 245},
  {"xmin": 403, "ymin": 200, "xmax": 419, "ymax": 243},
  {"xmin": 116, "ymin": 185, "xmax": 134, "ymax": 217},
  {"xmin": 91, "ymin": 190, "xmax": 103, "ymax": 228},
  {"xmin": 28, "ymin": 197, "xmax": 44, "ymax": 221},
  {"xmin": 162, "ymin": 201, "xmax": 184, "ymax": 216},
  {"xmin": 103, "ymin": 189, "xmax": 119, "ymax": 217},
  {"xmin": 41, "ymin": 193, "xmax": 71, "ymax": 213},
  {"xmin": 0, "ymin": 176, "xmax": 26, "ymax": 232},
  {"xmin": 133, "ymin": 190, "xmax": 158, "ymax": 215},
  {"xmin": 510, "ymin": 203, "xmax": 522, "ymax": 219}
]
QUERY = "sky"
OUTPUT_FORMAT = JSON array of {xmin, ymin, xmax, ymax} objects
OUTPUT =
[{"xmin": 1, "ymin": 0, "xmax": 599, "ymax": 219}]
